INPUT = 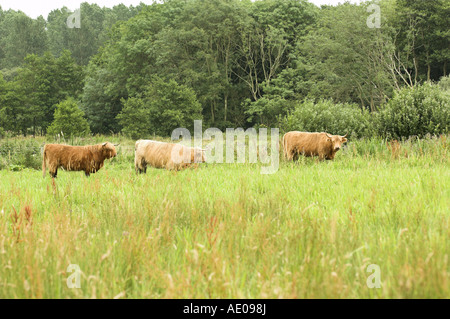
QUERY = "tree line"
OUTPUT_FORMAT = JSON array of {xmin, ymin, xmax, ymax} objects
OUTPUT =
[{"xmin": 0, "ymin": 0, "xmax": 449, "ymax": 139}]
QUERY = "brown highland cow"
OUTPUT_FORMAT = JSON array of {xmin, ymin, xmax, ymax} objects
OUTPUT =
[
  {"xmin": 42, "ymin": 142, "xmax": 117, "ymax": 177},
  {"xmin": 282, "ymin": 132, "xmax": 348, "ymax": 161}
]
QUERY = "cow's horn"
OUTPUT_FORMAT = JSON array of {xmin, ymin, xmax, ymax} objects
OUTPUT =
[
  {"xmin": 342, "ymin": 133, "xmax": 348, "ymax": 138},
  {"xmin": 102, "ymin": 142, "xmax": 107, "ymax": 146},
  {"xmin": 114, "ymin": 143, "xmax": 120, "ymax": 146},
  {"xmin": 326, "ymin": 133, "xmax": 333, "ymax": 138}
]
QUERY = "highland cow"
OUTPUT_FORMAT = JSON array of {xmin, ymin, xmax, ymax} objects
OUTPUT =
[
  {"xmin": 134, "ymin": 140, "xmax": 205, "ymax": 173},
  {"xmin": 42, "ymin": 142, "xmax": 117, "ymax": 178},
  {"xmin": 282, "ymin": 132, "xmax": 348, "ymax": 161}
]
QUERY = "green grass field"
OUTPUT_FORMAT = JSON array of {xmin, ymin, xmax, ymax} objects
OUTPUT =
[{"xmin": 0, "ymin": 136, "xmax": 449, "ymax": 298}]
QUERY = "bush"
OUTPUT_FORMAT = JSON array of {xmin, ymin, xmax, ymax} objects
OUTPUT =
[
  {"xmin": 0, "ymin": 139, "xmax": 42, "ymax": 170},
  {"xmin": 378, "ymin": 82, "xmax": 450, "ymax": 139},
  {"xmin": 438, "ymin": 75, "xmax": 450, "ymax": 92},
  {"xmin": 278, "ymin": 99, "xmax": 375, "ymax": 138},
  {"xmin": 116, "ymin": 97, "xmax": 151, "ymax": 140}
]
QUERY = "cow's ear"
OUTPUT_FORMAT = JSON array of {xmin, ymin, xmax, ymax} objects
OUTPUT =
[{"xmin": 342, "ymin": 138, "xmax": 347, "ymax": 143}]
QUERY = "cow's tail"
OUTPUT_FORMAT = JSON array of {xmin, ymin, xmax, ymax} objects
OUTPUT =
[
  {"xmin": 282, "ymin": 133, "xmax": 287, "ymax": 160},
  {"xmin": 42, "ymin": 145, "xmax": 47, "ymax": 178},
  {"xmin": 134, "ymin": 140, "xmax": 141, "ymax": 174}
]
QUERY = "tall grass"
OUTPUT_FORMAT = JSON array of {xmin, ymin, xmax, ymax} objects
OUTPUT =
[{"xmin": 0, "ymin": 135, "xmax": 448, "ymax": 298}]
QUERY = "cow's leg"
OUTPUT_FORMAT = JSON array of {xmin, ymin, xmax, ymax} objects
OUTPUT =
[
  {"xmin": 85, "ymin": 171, "xmax": 90, "ymax": 177},
  {"xmin": 50, "ymin": 166, "xmax": 57, "ymax": 178},
  {"xmin": 136, "ymin": 161, "xmax": 146, "ymax": 174},
  {"xmin": 287, "ymin": 148, "xmax": 295, "ymax": 161}
]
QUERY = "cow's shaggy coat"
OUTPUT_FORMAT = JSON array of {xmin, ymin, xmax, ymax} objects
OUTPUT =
[
  {"xmin": 42, "ymin": 142, "xmax": 117, "ymax": 177},
  {"xmin": 282, "ymin": 132, "xmax": 347, "ymax": 161},
  {"xmin": 135, "ymin": 140, "xmax": 205, "ymax": 173}
]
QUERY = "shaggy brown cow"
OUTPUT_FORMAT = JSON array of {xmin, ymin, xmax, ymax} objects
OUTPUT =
[
  {"xmin": 42, "ymin": 142, "xmax": 117, "ymax": 178},
  {"xmin": 135, "ymin": 139, "xmax": 205, "ymax": 173},
  {"xmin": 282, "ymin": 132, "xmax": 347, "ymax": 161}
]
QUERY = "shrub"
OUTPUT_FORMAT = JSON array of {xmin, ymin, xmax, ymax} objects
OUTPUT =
[
  {"xmin": 0, "ymin": 139, "xmax": 42, "ymax": 170},
  {"xmin": 278, "ymin": 99, "xmax": 375, "ymax": 138},
  {"xmin": 378, "ymin": 82, "xmax": 450, "ymax": 139},
  {"xmin": 17, "ymin": 146, "xmax": 42, "ymax": 170},
  {"xmin": 438, "ymin": 75, "xmax": 450, "ymax": 92},
  {"xmin": 116, "ymin": 97, "xmax": 150, "ymax": 140}
]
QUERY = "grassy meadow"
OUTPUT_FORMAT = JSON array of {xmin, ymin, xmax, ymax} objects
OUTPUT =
[{"xmin": 0, "ymin": 135, "xmax": 449, "ymax": 298}]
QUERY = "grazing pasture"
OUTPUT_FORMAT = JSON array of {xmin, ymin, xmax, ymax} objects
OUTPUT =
[{"xmin": 0, "ymin": 136, "xmax": 448, "ymax": 298}]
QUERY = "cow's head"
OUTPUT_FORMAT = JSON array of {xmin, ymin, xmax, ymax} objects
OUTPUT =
[
  {"xmin": 101, "ymin": 142, "xmax": 118, "ymax": 159},
  {"xmin": 326, "ymin": 133, "xmax": 348, "ymax": 152}
]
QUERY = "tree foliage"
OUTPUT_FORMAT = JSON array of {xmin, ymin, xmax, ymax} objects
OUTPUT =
[
  {"xmin": 117, "ymin": 76, "xmax": 202, "ymax": 138},
  {"xmin": 0, "ymin": 50, "xmax": 83, "ymax": 135},
  {"xmin": 0, "ymin": 0, "xmax": 448, "ymax": 138},
  {"xmin": 378, "ymin": 82, "xmax": 450, "ymax": 139},
  {"xmin": 47, "ymin": 98, "xmax": 90, "ymax": 140}
]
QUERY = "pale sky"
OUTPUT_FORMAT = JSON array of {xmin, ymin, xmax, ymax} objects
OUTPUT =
[{"xmin": 0, "ymin": 0, "xmax": 363, "ymax": 19}]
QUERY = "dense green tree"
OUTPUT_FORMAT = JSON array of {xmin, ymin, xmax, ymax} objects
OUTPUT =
[
  {"xmin": 0, "ymin": 51, "xmax": 83, "ymax": 135},
  {"xmin": 0, "ymin": 6, "xmax": 4, "ymax": 65},
  {"xmin": 82, "ymin": 3, "xmax": 170, "ymax": 134},
  {"xmin": 0, "ymin": 73, "xmax": 9, "ymax": 134},
  {"xmin": 115, "ymin": 97, "xmax": 150, "ymax": 140},
  {"xmin": 394, "ymin": 0, "xmax": 450, "ymax": 82},
  {"xmin": 117, "ymin": 76, "xmax": 202, "ymax": 137},
  {"xmin": 14, "ymin": 53, "xmax": 58, "ymax": 135},
  {"xmin": 0, "ymin": 10, "xmax": 48, "ymax": 69},
  {"xmin": 292, "ymin": 2, "xmax": 396, "ymax": 110},
  {"xmin": 54, "ymin": 50, "xmax": 84, "ymax": 101},
  {"xmin": 47, "ymin": 97, "xmax": 90, "ymax": 141},
  {"xmin": 0, "ymin": 73, "xmax": 24, "ymax": 134},
  {"xmin": 46, "ymin": 2, "xmax": 143, "ymax": 65},
  {"xmin": 12, "ymin": 51, "xmax": 83, "ymax": 134},
  {"xmin": 82, "ymin": 64, "xmax": 124, "ymax": 134},
  {"xmin": 47, "ymin": 3, "xmax": 105, "ymax": 65},
  {"xmin": 82, "ymin": 0, "xmax": 317, "ymax": 130},
  {"xmin": 1, "ymin": 0, "xmax": 448, "ymax": 137},
  {"xmin": 239, "ymin": 0, "xmax": 317, "ymax": 99}
]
